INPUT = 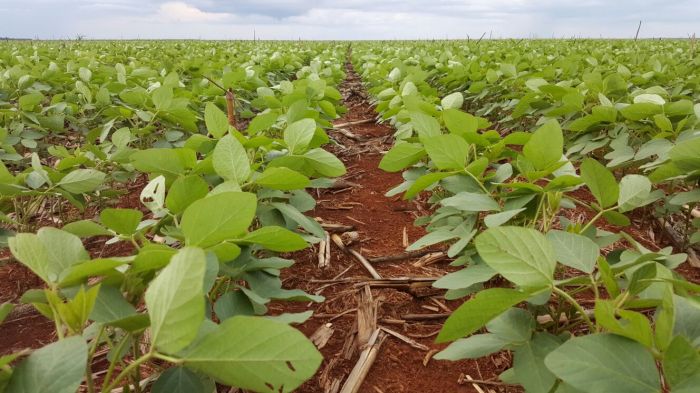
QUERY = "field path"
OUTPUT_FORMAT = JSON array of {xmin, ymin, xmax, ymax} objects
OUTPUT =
[{"xmin": 276, "ymin": 51, "xmax": 509, "ymax": 393}]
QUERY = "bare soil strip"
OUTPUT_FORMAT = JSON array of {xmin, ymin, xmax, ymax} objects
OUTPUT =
[{"xmin": 276, "ymin": 56, "xmax": 509, "ymax": 393}]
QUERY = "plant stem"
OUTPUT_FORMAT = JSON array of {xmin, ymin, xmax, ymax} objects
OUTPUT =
[
  {"xmin": 103, "ymin": 352, "xmax": 153, "ymax": 392},
  {"xmin": 552, "ymin": 286, "xmax": 595, "ymax": 332},
  {"xmin": 85, "ymin": 325, "xmax": 105, "ymax": 393},
  {"xmin": 153, "ymin": 352, "xmax": 184, "ymax": 364},
  {"xmin": 101, "ymin": 334, "xmax": 131, "ymax": 392}
]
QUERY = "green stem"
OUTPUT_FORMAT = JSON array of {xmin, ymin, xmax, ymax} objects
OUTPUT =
[
  {"xmin": 552, "ymin": 286, "xmax": 595, "ymax": 332},
  {"xmin": 102, "ymin": 352, "xmax": 153, "ymax": 392},
  {"xmin": 153, "ymin": 352, "xmax": 184, "ymax": 364},
  {"xmin": 101, "ymin": 334, "xmax": 131, "ymax": 392},
  {"xmin": 580, "ymin": 206, "xmax": 616, "ymax": 234},
  {"xmin": 85, "ymin": 325, "xmax": 105, "ymax": 393}
]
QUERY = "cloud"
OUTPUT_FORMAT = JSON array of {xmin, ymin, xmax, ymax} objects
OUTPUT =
[
  {"xmin": 157, "ymin": 2, "xmax": 230, "ymax": 22},
  {"xmin": 1, "ymin": 0, "xmax": 698, "ymax": 39}
]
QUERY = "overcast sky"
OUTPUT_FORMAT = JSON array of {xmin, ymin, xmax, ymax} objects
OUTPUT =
[{"xmin": 2, "ymin": 0, "xmax": 698, "ymax": 40}]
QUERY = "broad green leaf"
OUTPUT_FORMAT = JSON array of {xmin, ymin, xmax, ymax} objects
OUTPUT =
[
  {"xmin": 57, "ymin": 169, "xmax": 105, "ymax": 194},
  {"xmin": 673, "ymin": 295, "xmax": 700, "ymax": 346},
  {"xmin": 634, "ymin": 93, "xmax": 665, "ymax": 106},
  {"xmin": 284, "ymin": 118, "xmax": 316, "ymax": 154},
  {"xmin": 247, "ymin": 112, "xmax": 278, "ymax": 135},
  {"xmin": 410, "ymin": 111, "xmax": 441, "ymax": 140},
  {"xmin": 303, "ymin": 148, "xmax": 346, "ymax": 177},
  {"xmin": 423, "ymin": 134, "xmax": 469, "ymax": 170},
  {"xmin": 271, "ymin": 202, "xmax": 325, "ymax": 238},
  {"xmin": 204, "ymin": 102, "xmax": 229, "ymax": 138},
  {"xmin": 166, "ymin": 175, "xmax": 209, "ymax": 214},
  {"xmin": 580, "ymin": 158, "xmax": 619, "ymax": 208},
  {"xmin": 213, "ymin": 135, "xmax": 251, "ymax": 185},
  {"xmin": 145, "ymin": 247, "xmax": 206, "ymax": 354},
  {"xmin": 662, "ymin": 336, "xmax": 700, "ymax": 389},
  {"xmin": 241, "ymin": 226, "xmax": 307, "ymax": 252},
  {"xmin": 544, "ymin": 334, "xmax": 660, "ymax": 393},
  {"xmin": 441, "ymin": 92, "xmax": 464, "ymax": 109},
  {"xmin": 433, "ymin": 264, "xmax": 496, "ymax": 290},
  {"xmin": 131, "ymin": 148, "xmax": 196, "ymax": 178},
  {"xmin": 100, "ymin": 208, "xmax": 142, "ymax": 235},
  {"xmin": 546, "ymin": 230, "xmax": 599, "ymax": 273},
  {"xmin": 181, "ymin": 192, "xmax": 257, "ymax": 247},
  {"xmin": 0, "ymin": 303, "xmax": 14, "ymax": 324},
  {"xmin": 9, "ymin": 228, "xmax": 88, "ymax": 284},
  {"xmin": 523, "ymin": 120, "xmax": 563, "ymax": 171},
  {"xmin": 378, "ymin": 143, "xmax": 426, "ymax": 172},
  {"xmin": 618, "ymin": 175, "xmax": 651, "ymax": 212},
  {"xmin": 441, "ymin": 192, "xmax": 500, "ymax": 212},
  {"xmin": 152, "ymin": 367, "xmax": 215, "ymax": 393},
  {"xmin": 669, "ymin": 137, "xmax": 700, "ymax": 173},
  {"xmin": 61, "ymin": 220, "xmax": 111, "ymax": 238},
  {"xmin": 484, "ymin": 208, "xmax": 526, "ymax": 228},
  {"xmin": 475, "ymin": 227, "xmax": 556, "ymax": 288},
  {"xmin": 255, "ymin": 167, "xmax": 310, "ymax": 190},
  {"xmin": 89, "ymin": 285, "xmax": 138, "ymax": 324},
  {"xmin": 513, "ymin": 332, "xmax": 562, "ymax": 393},
  {"xmin": 486, "ymin": 308, "xmax": 535, "ymax": 343},
  {"xmin": 594, "ymin": 301, "xmax": 654, "ymax": 348},
  {"xmin": 406, "ymin": 230, "xmax": 458, "ymax": 251},
  {"xmin": 403, "ymin": 171, "xmax": 455, "ymax": 199},
  {"xmin": 434, "ymin": 334, "xmax": 507, "ymax": 361},
  {"xmin": 437, "ymin": 288, "xmax": 531, "ymax": 342},
  {"xmin": 152, "ymin": 86, "xmax": 173, "ymax": 110},
  {"xmin": 6, "ymin": 336, "xmax": 87, "ymax": 393},
  {"xmin": 183, "ymin": 316, "xmax": 322, "ymax": 393}
]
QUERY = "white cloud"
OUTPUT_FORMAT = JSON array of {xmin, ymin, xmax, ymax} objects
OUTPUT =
[
  {"xmin": 157, "ymin": 2, "xmax": 230, "ymax": 22},
  {"xmin": 1, "ymin": 0, "xmax": 698, "ymax": 39}
]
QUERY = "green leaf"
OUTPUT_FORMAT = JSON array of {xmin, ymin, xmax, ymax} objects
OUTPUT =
[
  {"xmin": 663, "ymin": 336, "xmax": 700, "ymax": 389},
  {"xmin": 181, "ymin": 192, "xmax": 257, "ymax": 247},
  {"xmin": 271, "ymin": 202, "xmax": 325, "ymax": 238},
  {"xmin": 410, "ymin": 111, "xmax": 441, "ymax": 140},
  {"xmin": 204, "ymin": 102, "xmax": 229, "ymax": 138},
  {"xmin": 669, "ymin": 137, "xmax": 700, "ymax": 173},
  {"xmin": 433, "ymin": 264, "xmax": 497, "ymax": 290},
  {"xmin": 594, "ymin": 301, "xmax": 654, "ymax": 348},
  {"xmin": 523, "ymin": 120, "xmax": 563, "ymax": 171},
  {"xmin": 513, "ymin": 332, "xmax": 562, "ymax": 393},
  {"xmin": 152, "ymin": 367, "xmax": 215, "ymax": 393},
  {"xmin": 284, "ymin": 118, "xmax": 316, "ymax": 154},
  {"xmin": 213, "ymin": 135, "xmax": 251, "ymax": 185},
  {"xmin": 434, "ymin": 334, "xmax": 507, "ymax": 361},
  {"xmin": 6, "ymin": 336, "xmax": 87, "ymax": 393},
  {"xmin": 484, "ymin": 208, "xmax": 526, "ymax": 228},
  {"xmin": 183, "ymin": 316, "xmax": 322, "ymax": 393},
  {"xmin": 241, "ymin": 226, "xmax": 307, "ymax": 252},
  {"xmin": 545, "ymin": 334, "xmax": 660, "ymax": 393},
  {"xmin": 486, "ymin": 308, "xmax": 535, "ymax": 343},
  {"xmin": 152, "ymin": 87, "xmax": 173, "ymax": 110},
  {"xmin": 100, "ymin": 208, "xmax": 143, "ymax": 235},
  {"xmin": 618, "ymin": 175, "xmax": 651, "ymax": 212},
  {"xmin": 61, "ymin": 220, "xmax": 111, "ymax": 238},
  {"xmin": 403, "ymin": 171, "xmax": 454, "ymax": 199},
  {"xmin": 131, "ymin": 148, "xmax": 196, "ymax": 178},
  {"xmin": 9, "ymin": 228, "xmax": 88, "ymax": 284},
  {"xmin": 441, "ymin": 192, "xmax": 500, "ymax": 212},
  {"xmin": 441, "ymin": 92, "xmax": 464, "ymax": 109},
  {"xmin": 0, "ymin": 303, "xmax": 14, "ymax": 325},
  {"xmin": 378, "ymin": 143, "xmax": 426, "ymax": 172},
  {"xmin": 406, "ymin": 230, "xmax": 458, "ymax": 251},
  {"xmin": 634, "ymin": 93, "xmax": 665, "ymax": 106},
  {"xmin": 580, "ymin": 158, "xmax": 619, "ymax": 209},
  {"xmin": 145, "ymin": 247, "xmax": 206, "ymax": 354},
  {"xmin": 166, "ymin": 175, "xmax": 209, "ymax": 214},
  {"xmin": 247, "ymin": 112, "xmax": 278, "ymax": 135},
  {"xmin": 255, "ymin": 167, "xmax": 309, "ymax": 190},
  {"xmin": 423, "ymin": 134, "xmax": 469, "ymax": 170},
  {"xmin": 57, "ymin": 169, "xmax": 105, "ymax": 194},
  {"xmin": 437, "ymin": 288, "xmax": 531, "ymax": 342},
  {"xmin": 475, "ymin": 227, "xmax": 556, "ymax": 288},
  {"xmin": 546, "ymin": 230, "xmax": 599, "ymax": 273},
  {"xmin": 303, "ymin": 148, "xmax": 346, "ymax": 177}
]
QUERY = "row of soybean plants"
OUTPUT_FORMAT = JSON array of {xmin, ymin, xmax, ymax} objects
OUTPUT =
[
  {"xmin": 0, "ymin": 41, "xmax": 348, "ymax": 392},
  {"xmin": 352, "ymin": 40, "xmax": 700, "ymax": 393}
]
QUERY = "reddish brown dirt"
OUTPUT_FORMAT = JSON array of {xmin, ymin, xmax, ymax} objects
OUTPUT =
[{"xmin": 275, "ymin": 59, "xmax": 510, "ymax": 393}]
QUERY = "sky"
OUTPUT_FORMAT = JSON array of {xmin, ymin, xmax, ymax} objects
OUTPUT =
[{"xmin": 1, "ymin": 0, "xmax": 698, "ymax": 40}]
